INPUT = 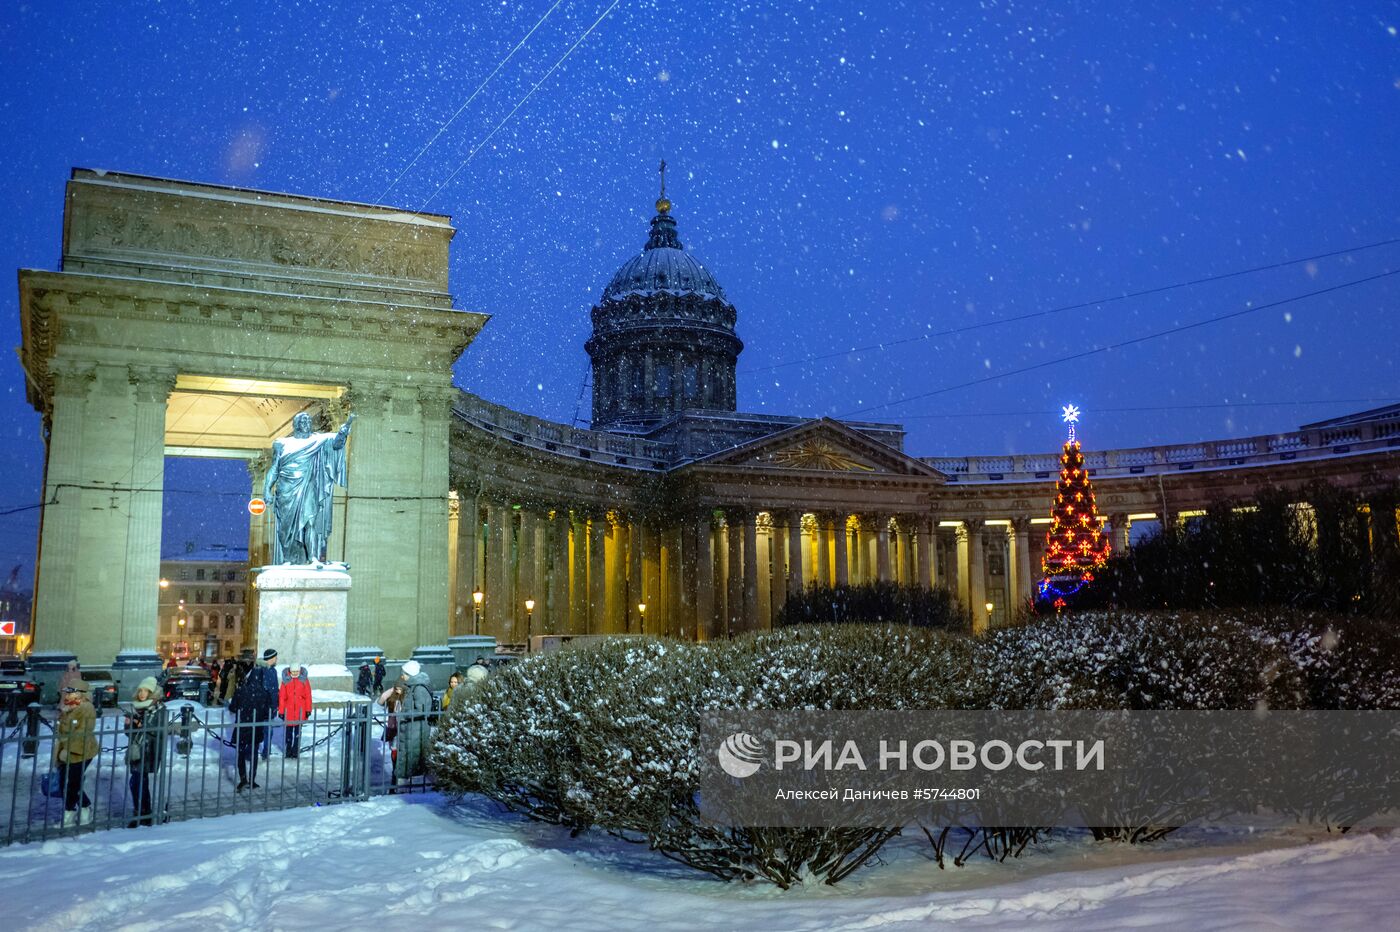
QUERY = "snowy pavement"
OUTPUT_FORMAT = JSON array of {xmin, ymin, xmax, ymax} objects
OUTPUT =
[{"xmin": 1, "ymin": 793, "xmax": 1396, "ymax": 931}]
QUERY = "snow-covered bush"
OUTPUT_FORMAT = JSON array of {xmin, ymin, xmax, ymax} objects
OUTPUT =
[{"xmin": 432, "ymin": 626, "xmax": 968, "ymax": 886}]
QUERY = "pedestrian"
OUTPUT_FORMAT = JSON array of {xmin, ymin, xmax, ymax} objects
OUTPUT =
[
  {"xmin": 278, "ymin": 664, "xmax": 313, "ymax": 759},
  {"xmin": 221, "ymin": 659, "xmax": 243, "ymax": 706},
  {"xmin": 394, "ymin": 660, "xmax": 434, "ymax": 786},
  {"xmin": 58, "ymin": 659, "xmax": 81, "ymax": 695},
  {"xmin": 228, "ymin": 648, "xmax": 280, "ymax": 791},
  {"xmin": 355, "ymin": 661, "xmax": 373, "ymax": 697},
  {"xmin": 372, "ymin": 656, "xmax": 386, "ymax": 694},
  {"xmin": 378, "ymin": 677, "xmax": 406, "ymax": 767},
  {"xmin": 124, "ymin": 676, "xmax": 166, "ymax": 828},
  {"xmin": 53, "ymin": 679, "xmax": 98, "ymax": 828},
  {"xmin": 441, "ymin": 671, "xmax": 461, "ymax": 716}
]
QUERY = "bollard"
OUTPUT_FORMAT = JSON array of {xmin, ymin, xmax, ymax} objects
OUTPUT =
[
  {"xmin": 20, "ymin": 702, "xmax": 40, "ymax": 758},
  {"xmin": 176, "ymin": 704, "xmax": 193, "ymax": 757}
]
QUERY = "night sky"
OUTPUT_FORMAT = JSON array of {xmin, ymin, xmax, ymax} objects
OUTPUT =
[{"xmin": 2, "ymin": 1, "xmax": 1398, "ymax": 578}]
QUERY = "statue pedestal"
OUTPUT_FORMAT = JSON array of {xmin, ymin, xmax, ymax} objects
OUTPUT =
[{"xmin": 254, "ymin": 565, "xmax": 353, "ymax": 692}]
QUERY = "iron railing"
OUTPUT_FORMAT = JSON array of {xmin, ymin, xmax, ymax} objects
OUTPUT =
[{"xmin": 0, "ymin": 700, "xmax": 443, "ymax": 846}]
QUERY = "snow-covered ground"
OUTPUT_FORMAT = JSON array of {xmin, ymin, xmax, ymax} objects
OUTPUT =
[{"xmin": 2, "ymin": 792, "xmax": 1396, "ymax": 931}]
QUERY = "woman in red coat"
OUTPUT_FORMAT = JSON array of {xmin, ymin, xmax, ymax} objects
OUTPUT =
[{"xmin": 278, "ymin": 665, "xmax": 313, "ymax": 759}]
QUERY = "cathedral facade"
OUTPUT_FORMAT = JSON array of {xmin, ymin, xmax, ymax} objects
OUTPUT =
[{"xmin": 16, "ymin": 169, "xmax": 1400, "ymax": 669}]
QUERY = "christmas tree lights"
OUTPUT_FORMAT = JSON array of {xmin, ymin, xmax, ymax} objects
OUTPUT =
[{"xmin": 1039, "ymin": 404, "xmax": 1110, "ymax": 607}]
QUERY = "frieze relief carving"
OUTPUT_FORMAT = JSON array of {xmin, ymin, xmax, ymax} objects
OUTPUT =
[
  {"xmin": 765, "ymin": 439, "xmax": 877, "ymax": 472},
  {"xmin": 79, "ymin": 203, "xmax": 440, "ymax": 283}
]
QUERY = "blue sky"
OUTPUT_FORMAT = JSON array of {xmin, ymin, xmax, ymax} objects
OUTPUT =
[{"xmin": 2, "ymin": 0, "xmax": 1398, "ymax": 575}]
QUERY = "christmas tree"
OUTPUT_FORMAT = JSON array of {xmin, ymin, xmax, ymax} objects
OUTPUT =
[{"xmin": 1039, "ymin": 404, "xmax": 1111, "ymax": 607}]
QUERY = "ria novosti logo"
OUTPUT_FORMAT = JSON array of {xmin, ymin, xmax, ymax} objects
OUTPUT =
[{"xmin": 716, "ymin": 732, "xmax": 764, "ymax": 778}]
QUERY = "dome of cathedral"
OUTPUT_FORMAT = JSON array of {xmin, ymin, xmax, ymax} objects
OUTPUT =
[{"xmin": 600, "ymin": 207, "xmax": 728, "ymax": 304}]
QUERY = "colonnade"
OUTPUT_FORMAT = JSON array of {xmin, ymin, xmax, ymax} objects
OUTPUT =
[{"xmin": 447, "ymin": 500, "xmax": 1089, "ymax": 640}]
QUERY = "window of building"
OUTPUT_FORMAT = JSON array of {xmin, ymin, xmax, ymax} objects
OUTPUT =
[
  {"xmin": 683, "ymin": 362, "xmax": 700, "ymax": 404},
  {"xmin": 196, "ymin": 568, "xmax": 205, "ymax": 581},
  {"xmin": 195, "ymin": 590, "xmax": 204, "ymax": 604},
  {"xmin": 654, "ymin": 362, "xmax": 672, "ymax": 399},
  {"xmin": 179, "ymin": 569, "xmax": 190, "ymax": 581},
  {"xmin": 225, "ymin": 615, "xmax": 235, "ymax": 630},
  {"xmin": 227, "ymin": 589, "xmax": 236, "ymax": 604},
  {"xmin": 180, "ymin": 590, "xmax": 189, "ymax": 604},
  {"xmin": 227, "ymin": 570, "xmax": 237, "ymax": 582}
]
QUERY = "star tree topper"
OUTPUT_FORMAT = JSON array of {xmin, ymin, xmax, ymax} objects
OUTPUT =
[{"xmin": 1061, "ymin": 403, "xmax": 1081, "ymax": 442}]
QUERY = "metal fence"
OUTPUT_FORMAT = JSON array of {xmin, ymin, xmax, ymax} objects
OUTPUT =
[{"xmin": 0, "ymin": 700, "xmax": 443, "ymax": 846}]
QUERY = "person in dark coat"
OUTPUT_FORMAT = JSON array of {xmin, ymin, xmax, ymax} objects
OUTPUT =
[
  {"xmin": 372, "ymin": 656, "xmax": 386, "ymax": 694},
  {"xmin": 356, "ymin": 662, "xmax": 373, "ymax": 697},
  {"xmin": 394, "ymin": 660, "xmax": 434, "ymax": 784},
  {"xmin": 228, "ymin": 648, "xmax": 280, "ymax": 790},
  {"xmin": 124, "ymin": 676, "xmax": 166, "ymax": 827}
]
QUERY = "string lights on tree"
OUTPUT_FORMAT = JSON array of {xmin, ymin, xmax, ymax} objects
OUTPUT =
[{"xmin": 1038, "ymin": 403, "xmax": 1110, "ymax": 608}]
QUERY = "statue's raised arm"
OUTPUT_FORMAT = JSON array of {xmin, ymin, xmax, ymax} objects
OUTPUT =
[{"xmin": 333, "ymin": 412, "xmax": 356, "ymax": 450}]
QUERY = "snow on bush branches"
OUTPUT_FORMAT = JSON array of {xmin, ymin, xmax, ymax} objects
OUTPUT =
[{"xmin": 429, "ymin": 610, "xmax": 1399, "ymax": 887}]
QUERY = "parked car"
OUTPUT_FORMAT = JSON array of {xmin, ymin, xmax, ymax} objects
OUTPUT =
[
  {"xmin": 163, "ymin": 666, "xmax": 211, "ymax": 704},
  {"xmin": 80, "ymin": 670, "xmax": 119, "ymax": 709},
  {"xmin": 0, "ymin": 670, "xmax": 41, "ymax": 724},
  {"xmin": 0, "ymin": 658, "xmax": 26, "ymax": 677}
]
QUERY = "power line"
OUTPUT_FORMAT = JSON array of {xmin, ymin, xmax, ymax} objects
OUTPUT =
[
  {"xmin": 422, "ymin": 0, "xmax": 625, "ymax": 207},
  {"xmin": 835, "ymin": 267, "xmax": 1400, "ymax": 419},
  {"xmin": 374, "ymin": 0, "xmax": 566, "ymax": 207},
  {"xmin": 897, "ymin": 398, "xmax": 1400, "ymax": 420},
  {"xmin": 744, "ymin": 234, "xmax": 1400, "ymax": 376}
]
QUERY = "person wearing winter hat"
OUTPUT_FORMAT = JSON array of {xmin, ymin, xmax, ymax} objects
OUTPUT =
[
  {"xmin": 278, "ymin": 664, "xmax": 313, "ymax": 758},
  {"xmin": 229, "ymin": 647, "xmax": 281, "ymax": 790},
  {"xmin": 124, "ymin": 677, "xmax": 166, "ymax": 827},
  {"xmin": 394, "ymin": 659, "xmax": 434, "ymax": 786},
  {"xmin": 53, "ymin": 679, "xmax": 98, "ymax": 827}
]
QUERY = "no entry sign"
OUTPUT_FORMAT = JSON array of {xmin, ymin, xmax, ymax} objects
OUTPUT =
[{"xmin": 248, "ymin": 497, "xmax": 266, "ymax": 516}]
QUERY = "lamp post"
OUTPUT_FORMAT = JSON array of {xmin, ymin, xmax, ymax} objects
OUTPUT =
[
  {"xmin": 159, "ymin": 578, "xmax": 170, "ymax": 590},
  {"xmin": 524, "ymin": 598, "xmax": 535, "ymax": 652},
  {"xmin": 472, "ymin": 588, "xmax": 483, "ymax": 637},
  {"xmin": 637, "ymin": 601, "xmax": 647, "ymax": 636},
  {"xmin": 985, "ymin": 601, "xmax": 995, "ymax": 629}
]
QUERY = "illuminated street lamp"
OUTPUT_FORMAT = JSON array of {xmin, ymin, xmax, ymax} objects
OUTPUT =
[
  {"xmin": 637, "ymin": 601, "xmax": 647, "ymax": 636},
  {"xmin": 159, "ymin": 578, "xmax": 170, "ymax": 590},
  {"xmin": 472, "ymin": 588, "xmax": 483, "ymax": 636},
  {"xmin": 985, "ymin": 601, "xmax": 995, "ymax": 628},
  {"xmin": 524, "ymin": 598, "xmax": 535, "ymax": 652}
]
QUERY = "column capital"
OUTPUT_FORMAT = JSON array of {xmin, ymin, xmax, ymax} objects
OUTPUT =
[
  {"xmin": 1010, "ymin": 516, "xmax": 1033, "ymax": 534},
  {"xmin": 345, "ymin": 380, "xmax": 394, "ymax": 417},
  {"xmin": 49, "ymin": 358, "xmax": 97, "ymax": 399},
  {"xmin": 448, "ymin": 489, "xmax": 461, "ymax": 518},
  {"xmin": 416, "ymin": 383, "xmax": 458, "ymax": 417},
  {"xmin": 126, "ymin": 365, "xmax": 178, "ymax": 402}
]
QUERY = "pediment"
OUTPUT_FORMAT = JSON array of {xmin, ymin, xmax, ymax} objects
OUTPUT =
[{"xmin": 693, "ymin": 418, "xmax": 944, "ymax": 478}]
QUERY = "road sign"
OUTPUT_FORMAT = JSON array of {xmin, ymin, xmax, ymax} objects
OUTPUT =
[
  {"xmin": 0, "ymin": 621, "xmax": 15, "ymax": 636},
  {"xmin": 248, "ymin": 498, "xmax": 266, "ymax": 516}
]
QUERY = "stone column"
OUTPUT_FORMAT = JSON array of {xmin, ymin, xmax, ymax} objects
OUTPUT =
[
  {"xmin": 588, "ymin": 517, "xmax": 607, "ymax": 635},
  {"xmin": 875, "ymin": 516, "xmax": 892, "ymax": 582},
  {"xmin": 955, "ymin": 523, "xmax": 972, "ymax": 611},
  {"xmin": 341, "ymin": 381, "xmax": 390, "ymax": 662},
  {"xmin": 814, "ymin": 517, "xmax": 832, "ymax": 586},
  {"xmin": 452, "ymin": 492, "xmax": 479, "ymax": 636},
  {"xmin": 569, "ymin": 513, "xmax": 588, "ymax": 634},
  {"xmin": 628, "ymin": 519, "xmax": 645, "ymax": 633},
  {"xmin": 785, "ymin": 510, "xmax": 805, "ymax": 597},
  {"xmin": 483, "ymin": 501, "xmax": 510, "ymax": 642},
  {"xmin": 757, "ymin": 516, "xmax": 775, "ymax": 622},
  {"xmin": 1109, "ymin": 512, "xmax": 1130, "ymax": 554},
  {"xmin": 548, "ymin": 510, "xmax": 570, "ymax": 635},
  {"xmin": 896, "ymin": 521, "xmax": 914, "ymax": 585},
  {"xmin": 833, "ymin": 514, "xmax": 850, "ymax": 586},
  {"xmin": 606, "ymin": 517, "xmax": 627, "ymax": 634},
  {"xmin": 666, "ymin": 523, "xmax": 685, "ymax": 637},
  {"xmin": 244, "ymin": 452, "xmax": 272, "ymax": 654},
  {"xmin": 918, "ymin": 516, "xmax": 936, "ymax": 588},
  {"xmin": 726, "ymin": 516, "xmax": 743, "ymax": 636},
  {"xmin": 412, "ymin": 386, "xmax": 455, "ymax": 664},
  {"xmin": 695, "ymin": 517, "xmax": 717, "ymax": 640},
  {"xmin": 967, "ymin": 522, "xmax": 988, "ymax": 634},
  {"xmin": 642, "ymin": 522, "xmax": 662, "ymax": 635},
  {"xmin": 114, "ymin": 366, "xmax": 176, "ymax": 667},
  {"xmin": 1010, "ymin": 518, "xmax": 1035, "ymax": 611},
  {"xmin": 518, "ymin": 510, "xmax": 540, "ymax": 628},
  {"xmin": 743, "ymin": 514, "xmax": 761, "ymax": 632}
]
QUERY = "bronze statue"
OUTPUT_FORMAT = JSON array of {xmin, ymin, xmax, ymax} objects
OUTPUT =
[{"xmin": 263, "ymin": 411, "xmax": 355, "ymax": 565}]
